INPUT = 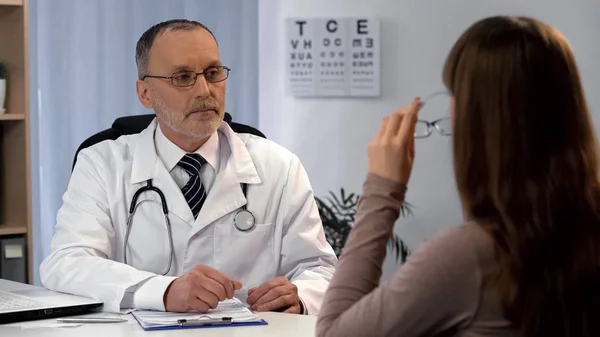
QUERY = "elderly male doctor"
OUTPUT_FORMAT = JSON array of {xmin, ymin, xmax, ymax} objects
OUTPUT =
[{"xmin": 40, "ymin": 19, "xmax": 337, "ymax": 315}]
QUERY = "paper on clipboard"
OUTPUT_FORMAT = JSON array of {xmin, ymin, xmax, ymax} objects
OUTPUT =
[{"xmin": 131, "ymin": 298, "xmax": 263, "ymax": 329}]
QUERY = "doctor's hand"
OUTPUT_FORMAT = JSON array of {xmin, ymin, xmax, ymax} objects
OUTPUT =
[
  {"xmin": 368, "ymin": 97, "xmax": 421, "ymax": 185},
  {"xmin": 163, "ymin": 265, "xmax": 243, "ymax": 313},
  {"xmin": 246, "ymin": 276, "xmax": 301, "ymax": 314}
]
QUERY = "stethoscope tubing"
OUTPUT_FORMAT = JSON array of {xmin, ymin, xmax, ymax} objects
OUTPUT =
[{"xmin": 123, "ymin": 179, "xmax": 254, "ymax": 275}]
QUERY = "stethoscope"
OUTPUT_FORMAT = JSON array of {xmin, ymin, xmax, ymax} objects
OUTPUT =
[{"xmin": 123, "ymin": 179, "xmax": 256, "ymax": 276}]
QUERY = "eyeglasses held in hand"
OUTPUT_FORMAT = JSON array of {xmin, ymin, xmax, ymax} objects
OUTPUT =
[
  {"xmin": 143, "ymin": 66, "xmax": 231, "ymax": 87},
  {"xmin": 415, "ymin": 91, "xmax": 452, "ymax": 138}
]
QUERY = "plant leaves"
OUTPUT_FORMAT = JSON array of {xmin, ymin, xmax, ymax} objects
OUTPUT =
[{"xmin": 317, "ymin": 187, "xmax": 412, "ymax": 263}]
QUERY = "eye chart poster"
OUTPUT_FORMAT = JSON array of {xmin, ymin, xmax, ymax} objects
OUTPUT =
[{"xmin": 285, "ymin": 17, "xmax": 381, "ymax": 97}]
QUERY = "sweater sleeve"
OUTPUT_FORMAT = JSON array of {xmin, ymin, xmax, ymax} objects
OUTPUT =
[{"xmin": 316, "ymin": 173, "xmax": 483, "ymax": 337}]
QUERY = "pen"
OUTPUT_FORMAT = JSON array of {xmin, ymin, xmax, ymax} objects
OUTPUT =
[
  {"xmin": 177, "ymin": 317, "xmax": 233, "ymax": 326},
  {"xmin": 56, "ymin": 317, "xmax": 128, "ymax": 324}
]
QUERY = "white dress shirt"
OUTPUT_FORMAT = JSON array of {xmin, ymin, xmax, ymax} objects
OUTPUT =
[{"xmin": 154, "ymin": 124, "xmax": 220, "ymax": 191}]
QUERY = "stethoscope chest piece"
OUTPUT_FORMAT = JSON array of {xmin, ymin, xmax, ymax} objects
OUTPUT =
[{"xmin": 234, "ymin": 209, "xmax": 256, "ymax": 231}]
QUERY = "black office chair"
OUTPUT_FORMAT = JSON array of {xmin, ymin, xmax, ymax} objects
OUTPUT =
[{"xmin": 72, "ymin": 112, "xmax": 265, "ymax": 171}]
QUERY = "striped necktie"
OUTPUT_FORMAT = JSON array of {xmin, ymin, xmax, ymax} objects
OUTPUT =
[{"xmin": 177, "ymin": 153, "xmax": 207, "ymax": 219}]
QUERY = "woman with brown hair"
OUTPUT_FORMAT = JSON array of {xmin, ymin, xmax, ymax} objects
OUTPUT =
[{"xmin": 316, "ymin": 15, "xmax": 600, "ymax": 337}]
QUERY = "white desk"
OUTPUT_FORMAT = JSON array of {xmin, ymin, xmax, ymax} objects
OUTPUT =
[{"xmin": 0, "ymin": 312, "xmax": 317, "ymax": 337}]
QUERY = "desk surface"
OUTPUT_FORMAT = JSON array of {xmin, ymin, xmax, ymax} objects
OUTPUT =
[{"xmin": 0, "ymin": 312, "xmax": 317, "ymax": 337}]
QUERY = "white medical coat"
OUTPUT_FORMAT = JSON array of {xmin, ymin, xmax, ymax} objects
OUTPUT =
[{"xmin": 39, "ymin": 119, "xmax": 337, "ymax": 314}]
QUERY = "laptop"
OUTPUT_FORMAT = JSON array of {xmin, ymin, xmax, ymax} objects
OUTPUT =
[{"xmin": 0, "ymin": 278, "xmax": 103, "ymax": 324}]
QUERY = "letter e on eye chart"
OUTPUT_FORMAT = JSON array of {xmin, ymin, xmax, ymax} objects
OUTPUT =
[{"xmin": 349, "ymin": 18, "xmax": 380, "ymax": 97}]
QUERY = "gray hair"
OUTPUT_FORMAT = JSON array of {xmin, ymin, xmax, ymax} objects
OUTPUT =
[{"xmin": 135, "ymin": 19, "xmax": 217, "ymax": 80}]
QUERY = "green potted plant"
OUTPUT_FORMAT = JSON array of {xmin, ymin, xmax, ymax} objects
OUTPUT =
[
  {"xmin": 316, "ymin": 187, "xmax": 412, "ymax": 263},
  {"xmin": 0, "ymin": 61, "xmax": 7, "ymax": 114}
]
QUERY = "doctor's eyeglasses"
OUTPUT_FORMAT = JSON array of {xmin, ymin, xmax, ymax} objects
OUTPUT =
[
  {"xmin": 143, "ymin": 66, "xmax": 231, "ymax": 87},
  {"xmin": 415, "ymin": 91, "xmax": 453, "ymax": 138}
]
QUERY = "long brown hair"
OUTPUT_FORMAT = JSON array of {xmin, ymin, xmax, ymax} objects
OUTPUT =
[{"xmin": 444, "ymin": 16, "xmax": 600, "ymax": 336}]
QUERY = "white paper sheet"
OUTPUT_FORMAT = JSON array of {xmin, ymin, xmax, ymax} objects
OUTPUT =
[{"xmin": 131, "ymin": 298, "xmax": 261, "ymax": 329}]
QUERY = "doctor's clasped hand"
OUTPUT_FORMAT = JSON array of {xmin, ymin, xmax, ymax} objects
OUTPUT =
[
  {"xmin": 163, "ymin": 264, "xmax": 242, "ymax": 313},
  {"xmin": 247, "ymin": 276, "xmax": 301, "ymax": 314}
]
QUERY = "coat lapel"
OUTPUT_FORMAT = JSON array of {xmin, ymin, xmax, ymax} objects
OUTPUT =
[
  {"xmin": 191, "ymin": 122, "xmax": 262, "ymax": 233},
  {"xmin": 130, "ymin": 119, "xmax": 194, "ymax": 226}
]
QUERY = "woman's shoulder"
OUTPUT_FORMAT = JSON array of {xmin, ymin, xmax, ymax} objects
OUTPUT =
[
  {"xmin": 440, "ymin": 222, "xmax": 494, "ymax": 246},
  {"xmin": 411, "ymin": 222, "xmax": 496, "ymax": 272}
]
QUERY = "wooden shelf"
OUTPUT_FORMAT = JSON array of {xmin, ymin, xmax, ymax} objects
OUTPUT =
[
  {"xmin": 0, "ymin": 0, "xmax": 22, "ymax": 6},
  {"xmin": 0, "ymin": 0, "xmax": 31, "ymax": 282},
  {"xmin": 0, "ymin": 223, "xmax": 27, "ymax": 236},
  {"xmin": 0, "ymin": 113, "xmax": 25, "ymax": 121}
]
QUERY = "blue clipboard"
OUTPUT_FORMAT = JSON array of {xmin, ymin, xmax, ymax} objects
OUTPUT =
[{"xmin": 131, "ymin": 313, "xmax": 268, "ymax": 331}]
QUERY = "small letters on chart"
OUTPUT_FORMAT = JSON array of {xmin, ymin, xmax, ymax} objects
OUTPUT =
[{"xmin": 285, "ymin": 17, "xmax": 381, "ymax": 97}]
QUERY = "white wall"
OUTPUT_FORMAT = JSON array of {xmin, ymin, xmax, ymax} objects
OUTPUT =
[{"xmin": 258, "ymin": 0, "xmax": 600, "ymax": 278}]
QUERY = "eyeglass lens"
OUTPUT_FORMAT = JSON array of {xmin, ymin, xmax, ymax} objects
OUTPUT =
[
  {"xmin": 414, "ymin": 91, "xmax": 452, "ymax": 138},
  {"xmin": 172, "ymin": 67, "xmax": 229, "ymax": 86}
]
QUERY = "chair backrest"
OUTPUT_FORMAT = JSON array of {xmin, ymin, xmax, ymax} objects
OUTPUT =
[{"xmin": 72, "ymin": 112, "xmax": 265, "ymax": 171}]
